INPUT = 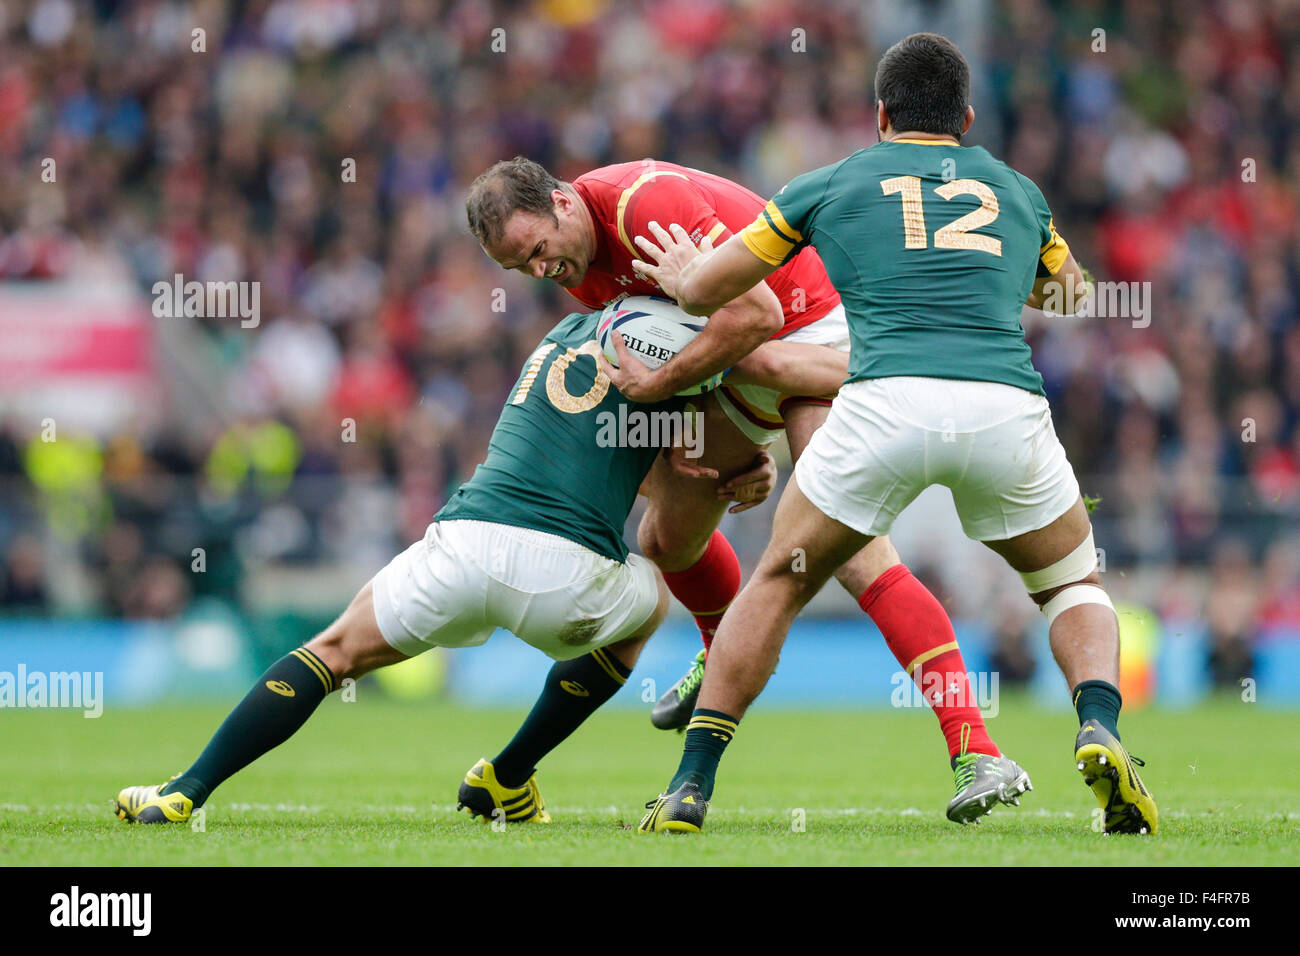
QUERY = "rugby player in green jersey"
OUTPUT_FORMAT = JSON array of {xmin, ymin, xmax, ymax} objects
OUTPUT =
[
  {"xmin": 113, "ymin": 305, "xmax": 776, "ymax": 826},
  {"xmin": 633, "ymin": 33, "xmax": 1157, "ymax": 836}
]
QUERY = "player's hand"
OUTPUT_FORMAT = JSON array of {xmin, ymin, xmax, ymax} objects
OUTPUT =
[
  {"xmin": 632, "ymin": 221, "xmax": 712, "ymax": 303},
  {"xmin": 596, "ymin": 331, "xmax": 673, "ymax": 403},
  {"xmin": 663, "ymin": 443, "xmax": 719, "ymax": 481},
  {"xmin": 718, "ymin": 450, "xmax": 777, "ymax": 514}
]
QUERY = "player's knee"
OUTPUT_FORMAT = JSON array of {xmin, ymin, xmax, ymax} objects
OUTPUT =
[
  {"xmin": 1019, "ymin": 532, "xmax": 1099, "ymax": 604},
  {"xmin": 833, "ymin": 540, "xmax": 898, "ymax": 597},
  {"xmin": 305, "ymin": 622, "xmax": 370, "ymax": 682},
  {"xmin": 304, "ymin": 631, "xmax": 350, "ymax": 681},
  {"xmin": 753, "ymin": 553, "xmax": 821, "ymax": 606},
  {"xmin": 605, "ymin": 633, "xmax": 648, "ymax": 669},
  {"xmin": 637, "ymin": 516, "xmax": 708, "ymax": 571},
  {"xmin": 731, "ymin": 343, "xmax": 784, "ymax": 385},
  {"xmin": 1036, "ymin": 576, "xmax": 1113, "ymax": 626}
]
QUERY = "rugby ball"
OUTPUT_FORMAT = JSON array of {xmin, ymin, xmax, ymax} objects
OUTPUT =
[{"xmin": 596, "ymin": 296, "xmax": 724, "ymax": 397}]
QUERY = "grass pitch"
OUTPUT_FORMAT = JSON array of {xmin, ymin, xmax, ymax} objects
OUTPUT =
[{"xmin": 2, "ymin": 694, "xmax": 1296, "ymax": 866}]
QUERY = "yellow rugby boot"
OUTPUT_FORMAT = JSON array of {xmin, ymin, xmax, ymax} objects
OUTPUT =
[
  {"xmin": 457, "ymin": 758, "xmax": 551, "ymax": 824},
  {"xmin": 637, "ymin": 781, "xmax": 707, "ymax": 834},
  {"xmin": 1075, "ymin": 719, "xmax": 1158, "ymax": 835},
  {"xmin": 114, "ymin": 780, "xmax": 193, "ymax": 824}
]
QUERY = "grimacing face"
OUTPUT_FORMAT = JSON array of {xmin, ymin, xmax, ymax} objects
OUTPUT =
[{"xmin": 483, "ymin": 195, "xmax": 592, "ymax": 289}]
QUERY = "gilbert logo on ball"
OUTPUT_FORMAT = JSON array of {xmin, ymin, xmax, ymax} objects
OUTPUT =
[{"xmin": 597, "ymin": 296, "xmax": 724, "ymax": 397}]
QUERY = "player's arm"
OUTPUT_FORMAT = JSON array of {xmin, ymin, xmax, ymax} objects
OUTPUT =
[
  {"xmin": 726, "ymin": 340, "xmax": 849, "ymax": 396},
  {"xmin": 633, "ymin": 221, "xmax": 778, "ymax": 317},
  {"xmin": 644, "ymin": 445, "xmax": 779, "ymax": 515},
  {"xmin": 602, "ymin": 254, "xmax": 783, "ymax": 403},
  {"xmin": 615, "ymin": 224, "xmax": 846, "ymax": 399},
  {"xmin": 1026, "ymin": 251, "xmax": 1088, "ymax": 315},
  {"xmin": 1019, "ymin": 182, "xmax": 1089, "ymax": 317},
  {"xmin": 633, "ymin": 165, "xmax": 829, "ymax": 317}
]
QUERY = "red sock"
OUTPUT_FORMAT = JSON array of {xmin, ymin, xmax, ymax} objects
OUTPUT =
[
  {"xmin": 660, "ymin": 531, "xmax": 741, "ymax": 652},
  {"xmin": 858, "ymin": 564, "xmax": 999, "ymax": 760}
]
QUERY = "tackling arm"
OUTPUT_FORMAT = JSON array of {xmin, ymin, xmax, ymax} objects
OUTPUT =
[
  {"xmin": 633, "ymin": 221, "xmax": 779, "ymax": 317},
  {"xmin": 1025, "ymin": 251, "xmax": 1088, "ymax": 315},
  {"xmin": 604, "ymin": 275, "xmax": 784, "ymax": 403},
  {"xmin": 726, "ymin": 340, "xmax": 848, "ymax": 396}
]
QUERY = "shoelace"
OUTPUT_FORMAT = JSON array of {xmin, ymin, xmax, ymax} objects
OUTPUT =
[
  {"xmin": 953, "ymin": 753, "xmax": 980, "ymax": 792},
  {"xmin": 676, "ymin": 650, "xmax": 707, "ymax": 700},
  {"xmin": 952, "ymin": 722, "xmax": 978, "ymax": 792}
]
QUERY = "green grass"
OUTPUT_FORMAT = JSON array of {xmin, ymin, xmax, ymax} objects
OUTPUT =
[{"xmin": 2, "ymin": 694, "xmax": 1297, "ymax": 865}]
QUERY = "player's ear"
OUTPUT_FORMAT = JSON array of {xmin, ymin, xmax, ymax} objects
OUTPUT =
[
  {"xmin": 551, "ymin": 188, "xmax": 572, "ymax": 217},
  {"xmin": 876, "ymin": 100, "xmax": 889, "ymax": 138},
  {"xmin": 961, "ymin": 105, "xmax": 974, "ymax": 136}
]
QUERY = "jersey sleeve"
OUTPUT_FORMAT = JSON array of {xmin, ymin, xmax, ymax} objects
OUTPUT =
[
  {"xmin": 739, "ymin": 161, "xmax": 839, "ymax": 267},
  {"xmin": 618, "ymin": 170, "xmax": 730, "ymax": 258},
  {"xmin": 1016, "ymin": 172, "xmax": 1070, "ymax": 277}
]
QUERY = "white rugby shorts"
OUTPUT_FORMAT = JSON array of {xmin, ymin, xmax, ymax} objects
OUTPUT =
[
  {"xmin": 370, "ymin": 519, "xmax": 661, "ymax": 661},
  {"xmin": 795, "ymin": 376, "xmax": 1081, "ymax": 541}
]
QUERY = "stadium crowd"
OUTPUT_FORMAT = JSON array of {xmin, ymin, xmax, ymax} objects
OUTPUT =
[{"xmin": 0, "ymin": 0, "xmax": 1298, "ymax": 683}]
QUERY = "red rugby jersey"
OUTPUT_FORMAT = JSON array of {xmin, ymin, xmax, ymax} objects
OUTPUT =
[{"xmin": 569, "ymin": 160, "xmax": 839, "ymax": 336}]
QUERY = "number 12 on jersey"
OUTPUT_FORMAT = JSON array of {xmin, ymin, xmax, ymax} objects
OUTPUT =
[{"xmin": 880, "ymin": 175, "xmax": 1002, "ymax": 256}]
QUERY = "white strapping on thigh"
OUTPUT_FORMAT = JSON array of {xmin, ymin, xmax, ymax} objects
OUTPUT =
[
  {"xmin": 1041, "ymin": 583, "xmax": 1114, "ymax": 626},
  {"xmin": 1019, "ymin": 531, "xmax": 1097, "ymax": 593}
]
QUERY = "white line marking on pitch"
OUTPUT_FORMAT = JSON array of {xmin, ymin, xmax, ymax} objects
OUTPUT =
[{"xmin": 3, "ymin": 803, "xmax": 1296, "ymax": 823}]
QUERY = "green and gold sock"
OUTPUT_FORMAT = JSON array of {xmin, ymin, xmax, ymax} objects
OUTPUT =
[
  {"xmin": 161, "ymin": 647, "xmax": 337, "ymax": 807},
  {"xmin": 492, "ymin": 646, "xmax": 632, "ymax": 788},
  {"xmin": 1073, "ymin": 679, "xmax": 1122, "ymax": 740},
  {"xmin": 668, "ymin": 708, "xmax": 739, "ymax": 800}
]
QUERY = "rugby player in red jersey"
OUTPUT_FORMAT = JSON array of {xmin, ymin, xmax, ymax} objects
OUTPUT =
[{"xmin": 466, "ymin": 157, "xmax": 1017, "ymax": 821}]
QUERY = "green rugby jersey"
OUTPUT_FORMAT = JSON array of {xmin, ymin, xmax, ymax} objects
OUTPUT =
[
  {"xmin": 435, "ymin": 310, "xmax": 684, "ymax": 562},
  {"xmin": 740, "ymin": 139, "xmax": 1070, "ymax": 396}
]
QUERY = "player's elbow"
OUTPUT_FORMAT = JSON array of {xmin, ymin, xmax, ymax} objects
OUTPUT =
[
  {"xmin": 734, "ymin": 294, "xmax": 783, "ymax": 340},
  {"xmin": 757, "ymin": 301, "xmax": 784, "ymax": 336},
  {"xmin": 675, "ymin": 276, "xmax": 714, "ymax": 316},
  {"xmin": 728, "ymin": 304, "xmax": 781, "ymax": 350},
  {"xmin": 731, "ymin": 342, "xmax": 784, "ymax": 385}
]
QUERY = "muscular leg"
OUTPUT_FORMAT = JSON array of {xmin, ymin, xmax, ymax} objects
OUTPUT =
[
  {"xmin": 783, "ymin": 401, "xmax": 1001, "ymax": 760},
  {"xmin": 489, "ymin": 570, "xmax": 671, "ymax": 787},
  {"xmin": 783, "ymin": 402, "xmax": 899, "ymax": 595},
  {"xmin": 983, "ymin": 496, "xmax": 1156, "ymax": 834},
  {"xmin": 981, "ymin": 497, "xmax": 1119, "ymax": 705},
  {"xmin": 638, "ymin": 395, "xmax": 762, "ymax": 572},
  {"xmin": 664, "ymin": 476, "xmax": 867, "ymax": 798},
  {"xmin": 155, "ymin": 564, "xmax": 673, "ymax": 813},
  {"xmin": 638, "ymin": 395, "xmax": 760, "ymax": 654},
  {"xmin": 158, "ymin": 582, "xmax": 406, "ymax": 808},
  {"xmin": 700, "ymin": 478, "xmax": 867, "ymax": 715},
  {"xmin": 307, "ymin": 583, "xmax": 410, "ymax": 679}
]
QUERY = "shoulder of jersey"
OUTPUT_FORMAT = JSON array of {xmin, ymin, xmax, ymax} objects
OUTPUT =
[{"xmin": 576, "ymin": 162, "xmax": 641, "ymax": 186}]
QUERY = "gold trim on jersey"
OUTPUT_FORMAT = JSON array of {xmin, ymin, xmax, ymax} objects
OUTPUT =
[
  {"xmin": 616, "ymin": 169, "xmax": 691, "ymax": 257},
  {"xmin": 740, "ymin": 199, "xmax": 803, "ymax": 266},
  {"xmin": 1039, "ymin": 217, "xmax": 1069, "ymax": 275},
  {"xmin": 891, "ymin": 137, "xmax": 959, "ymax": 146}
]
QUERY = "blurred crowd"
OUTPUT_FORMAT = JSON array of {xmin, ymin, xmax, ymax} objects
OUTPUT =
[{"xmin": 0, "ymin": 0, "xmax": 1297, "ymax": 680}]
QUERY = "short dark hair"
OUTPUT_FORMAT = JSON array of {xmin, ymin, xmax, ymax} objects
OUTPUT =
[
  {"xmin": 874, "ymin": 33, "xmax": 970, "ymax": 138},
  {"xmin": 465, "ymin": 156, "xmax": 564, "ymax": 246}
]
